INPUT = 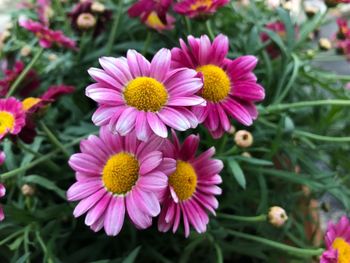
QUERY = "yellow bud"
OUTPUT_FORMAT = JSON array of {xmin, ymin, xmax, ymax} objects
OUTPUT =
[
  {"xmin": 21, "ymin": 184, "xmax": 35, "ymax": 197},
  {"xmin": 234, "ymin": 130, "xmax": 253, "ymax": 148},
  {"xmin": 319, "ymin": 38, "xmax": 332, "ymax": 51},
  {"xmin": 268, "ymin": 206, "xmax": 288, "ymax": 227},
  {"xmin": 77, "ymin": 13, "xmax": 96, "ymax": 30},
  {"xmin": 20, "ymin": 45, "xmax": 32, "ymax": 57},
  {"xmin": 91, "ymin": 2, "xmax": 106, "ymax": 13}
]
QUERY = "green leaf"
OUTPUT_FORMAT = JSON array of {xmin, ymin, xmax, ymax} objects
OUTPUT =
[
  {"xmin": 23, "ymin": 175, "xmax": 66, "ymax": 199},
  {"xmin": 234, "ymin": 156, "xmax": 273, "ymax": 166},
  {"xmin": 228, "ymin": 158, "xmax": 246, "ymax": 189},
  {"xmin": 122, "ymin": 246, "xmax": 141, "ymax": 263},
  {"xmin": 8, "ymin": 236, "xmax": 23, "ymax": 251},
  {"xmin": 276, "ymin": 7, "xmax": 295, "ymax": 49},
  {"xmin": 297, "ymin": 12, "xmax": 324, "ymax": 47}
]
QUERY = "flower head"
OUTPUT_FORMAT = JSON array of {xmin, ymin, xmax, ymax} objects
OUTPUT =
[
  {"xmin": 69, "ymin": 0, "xmax": 112, "ymax": 36},
  {"xmin": 261, "ymin": 21, "xmax": 287, "ymax": 58},
  {"xmin": 0, "ymin": 61, "xmax": 40, "ymax": 97},
  {"xmin": 0, "ymin": 97, "xmax": 26, "ymax": 141},
  {"xmin": 67, "ymin": 127, "xmax": 176, "ymax": 235},
  {"xmin": 158, "ymin": 130, "xmax": 223, "ymax": 237},
  {"xmin": 19, "ymin": 18, "xmax": 76, "ymax": 50},
  {"xmin": 0, "ymin": 184, "xmax": 5, "ymax": 221},
  {"xmin": 320, "ymin": 216, "xmax": 350, "ymax": 263},
  {"xmin": 86, "ymin": 48, "xmax": 204, "ymax": 141},
  {"xmin": 174, "ymin": 0, "xmax": 229, "ymax": 19},
  {"xmin": 336, "ymin": 18, "xmax": 350, "ymax": 40},
  {"xmin": 144, "ymin": 12, "xmax": 175, "ymax": 31},
  {"xmin": 171, "ymin": 34, "xmax": 265, "ymax": 138}
]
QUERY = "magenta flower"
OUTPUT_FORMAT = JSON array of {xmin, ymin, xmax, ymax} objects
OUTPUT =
[
  {"xmin": 0, "ymin": 151, "xmax": 5, "ymax": 166},
  {"xmin": 174, "ymin": 0, "xmax": 229, "ymax": 19},
  {"xmin": 19, "ymin": 18, "xmax": 77, "ymax": 50},
  {"xmin": 143, "ymin": 12, "xmax": 175, "ymax": 32},
  {"xmin": 171, "ymin": 34, "xmax": 265, "ymax": 138},
  {"xmin": 86, "ymin": 48, "xmax": 205, "ymax": 141},
  {"xmin": 128, "ymin": 0, "xmax": 172, "ymax": 25},
  {"xmin": 37, "ymin": 0, "xmax": 51, "ymax": 25},
  {"xmin": 0, "ymin": 184, "xmax": 5, "ymax": 221},
  {"xmin": 67, "ymin": 127, "xmax": 176, "ymax": 235},
  {"xmin": 320, "ymin": 216, "xmax": 350, "ymax": 263},
  {"xmin": 260, "ymin": 21, "xmax": 286, "ymax": 58},
  {"xmin": 0, "ymin": 97, "xmax": 26, "ymax": 141},
  {"xmin": 158, "ymin": 130, "xmax": 223, "ymax": 237}
]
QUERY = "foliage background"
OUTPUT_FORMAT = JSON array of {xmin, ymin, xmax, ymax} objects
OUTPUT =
[{"xmin": 1, "ymin": 0, "xmax": 350, "ymax": 262}]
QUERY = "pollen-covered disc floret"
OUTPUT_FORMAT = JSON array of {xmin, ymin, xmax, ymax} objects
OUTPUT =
[
  {"xmin": 171, "ymin": 34, "xmax": 265, "ymax": 139},
  {"xmin": 0, "ymin": 97, "xmax": 26, "ymax": 140},
  {"xmin": 86, "ymin": 48, "xmax": 205, "ymax": 141},
  {"xmin": 320, "ymin": 216, "xmax": 350, "ymax": 263},
  {"xmin": 67, "ymin": 126, "xmax": 176, "ymax": 236},
  {"xmin": 158, "ymin": 130, "xmax": 223, "ymax": 237}
]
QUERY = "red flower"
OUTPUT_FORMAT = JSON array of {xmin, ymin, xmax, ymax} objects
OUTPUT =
[
  {"xmin": 0, "ymin": 61, "xmax": 40, "ymax": 97},
  {"xmin": 19, "ymin": 18, "xmax": 77, "ymax": 50}
]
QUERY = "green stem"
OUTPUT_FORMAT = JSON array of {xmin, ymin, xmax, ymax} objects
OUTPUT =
[
  {"xmin": 143, "ymin": 31, "xmax": 153, "ymax": 55},
  {"xmin": 226, "ymin": 230, "xmax": 324, "ymax": 257},
  {"xmin": 213, "ymin": 243, "xmax": 223, "ymax": 263},
  {"xmin": 40, "ymin": 121, "xmax": 70, "ymax": 157},
  {"xmin": 106, "ymin": 0, "xmax": 124, "ymax": 54},
  {"xmin": 184, "ymin": 17, "xmax": 192, "ymax": 35},
  {"xmin": 205, "ymin": 20, "xmax": 215, "ymax": 40},
  {"xmin": 218, "ymin": 134, "xmax": 228, "ymax": 154},
  {"xmin": 263, "ymin": 99, "xmax": 350, "ymax": 114},
  {"xmin": 218, "ymin": 213, "xmax": 267, "ymax": 222},
  {"xmin": 6, "ymin": 48, "xmax": 44, "ymax": 98},
  {"xmin": 0, "ymin": 133, "xmax": 92, "ymax": 180}
]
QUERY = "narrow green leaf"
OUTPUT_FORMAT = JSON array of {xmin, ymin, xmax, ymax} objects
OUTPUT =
[
  {"xmin": 228, "ymin": 158, "xmax": 246, "ymax": 189},
  {"xmin": 234, "ymin": 156, "xmax": 273, "ymax": 166},
  {"xmin": 122, "ymin": 246, "xmax": 141, "ymax": 263}
]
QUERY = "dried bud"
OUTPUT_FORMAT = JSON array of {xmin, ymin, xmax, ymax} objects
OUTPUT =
[
  {"xmin": 234, "ymin": 130, "xmax": 253, "ymax": 148},
  {"xmin": 48, "ymin": 53, "xmax": 58, "ymax": 61},
  {"xmin": 21, "ymin": 184, "xmax": 35, "ymax": 196},
  {"xmin": 319, "ymin": 38, "xmax": 332, "ymax": 51},
  {"xmin": 283, "ymin": 1, "xmax": 292, "ymax": 11},
  {"xmin": 241, "ymin": 152, "xmax": 252, "ymax": 158},
  {"xmin": 268, "ymin": 206, "xmax": 288, "ymax": 227},
  {"xmin": 304, "ymin": 5, "xmax": 319, "ymax": 18},
  {"xmin": 228, "ymin": 125, "xmax": 236, "ymax": 135},
  {"xmin": 20, "ymin": 45, "xmax": 32, "ymax": 57},
  {"xmin": 91, "ymin": 2, "xmax": 106, "ymax": 13},
  {"xmin": 77, "ymin": 13, "xmax": 96, "ymax": 30}
]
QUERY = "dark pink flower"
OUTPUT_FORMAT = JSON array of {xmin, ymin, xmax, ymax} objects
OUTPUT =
[
  {"xmin": 143, "ymin": 12, "xmax": 175, "ymax": 31},
  {"xmin": 336, "ymin": 18, "xmax": 350, "ymax": 40},
  {"xmin": 261, "ymin": 21, "xmax": 287, "ymax": 58},
  {"xmin": 19, "ymin": 18, "xmax": 77, "ymax": 50},
  {"xmin": 0, "ymin": 61, "xmax": 40, "ymax": 97},
  {"xmin": 325, "ymin": 0, "xmax": 350, "ymax": 7},
  {"xmin": 68, "ymin": 0, "xmax": 112, "ymax": 36},
  {"xmin": 0, "ymin": 184, "xmax": 5, "ymax": 221},
  {"xmin": 174, "ymin": 0, "xmax": 229, "ymax": 19}
]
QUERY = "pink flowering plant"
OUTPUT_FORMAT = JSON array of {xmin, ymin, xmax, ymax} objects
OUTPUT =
[{"xmin": 1, "ymin": 0, "xmax": 350, "ymax": 262}]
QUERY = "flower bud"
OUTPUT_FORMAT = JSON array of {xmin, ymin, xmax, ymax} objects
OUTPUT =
[
  {"xmin": 283, "ymin": 1, "xmax": 292, "ymax": 11},
  {"xmin": 319, "ymin": 38, "xmax": 332, "ymax": 51},
  {"xmin": 268, "ymin": 206, "xmax": 288, "ymax": 227},
  {"xmin": 48, "ymin": 53, "xmax": 58, "ymax": 61},
  {"xmin": 91, "ymin": 2, "xmax": 106, "ymax": 13},
  {"xmin": 77, "ymin": 13, "xmax": 96, "ymax": 30},
  {"xmin": 241, "ymin": 152, "xmax": 252, "ymax": 158},
  {"xmin": 266, "ymin": 0, "xmax": 280, "ymax": 9},
  {"xmin": 228, "ymin": 125, "xmax": 236, "ymax": 135},
  {"xmin": 234, "ymin": 130, "xmax": 253, "ymax": 148},
  {"xmin": 21, "ymin": 184, "xmax": 35, "ymax": 197},
  {"xmin": 20, "ymin": 45, "xmax": 32, "ymax": 57},
  {"xmin": 304, "ymin": 5, "xmax": 319, "ymax": 18}
]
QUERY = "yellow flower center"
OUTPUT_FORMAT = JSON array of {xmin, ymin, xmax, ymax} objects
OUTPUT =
[
  {"xmin": 197, "ymin": 64, "xmax": 231, "ymax": 103},
  {"xmin": 146, "ymin": 11, "xmax": 166, "ymax": 29},
  {"xmin": 102, "ymin": 153, "xmax": 139, "ymax": 195},
  {"xmin": 332, "ymin": 237, "xmax": 350, "ymax": 263},
  {"xmin": 190, "ymin": 0, "xmax": 213, "ymax": 10},
  {"xmin": 22, "ymin": 97, "xmax": 42, "ymax": 111},
  {"xmin": 0, "ymin": 111, "xmax": 15, "ymax": 135},
  {"xmin": 123, "ymin": 77, "xmax": 168, "ymax": 112},
  {"xmin": 169, "ymin": 161, "xmax": 197, "ymax": 201}
]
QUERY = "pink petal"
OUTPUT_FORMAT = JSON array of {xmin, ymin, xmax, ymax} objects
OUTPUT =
[{"xmin": 104, "ymin": 196, "xmax": 125, "ymax": 236}]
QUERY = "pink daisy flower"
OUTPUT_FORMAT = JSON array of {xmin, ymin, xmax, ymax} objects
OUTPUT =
[
  {"xmin": 143, "ymin": 12, "xmax": 175, "ymax": 32},
  {"xmin": 320, "ymin": 216, "xmax": 350, "ymax": 263},
  {"xmin": 0, "ymin": 97, "xmax": 26, "ymax": 141},
  {"xmin": 86, "ymin": 48, "xmax": 205, "ymax": 141},
  {"xmin": 67, "ymin": 126, "xmax": 176, "ymax": 235},
  {"xmin": 174, "ymin": 0, "xmax": 229, "ymax": 19},
  {"xmin": 158, "ymin": 130, "xmax": 223, "ymax": 237},
  {"xmin": 0, "ymin": 184, "xmax": 5, "ymax": 221},
  {"xmin": 171, "ymin": 34, "xmax": 265, "ymax": 138},
  {"xmin": 19, "ymin": 18, "xmax": 77, "ymax": 50},
  {"xmin": 0, "ymin": 151, "xmax": 5, "ymax": 166}
]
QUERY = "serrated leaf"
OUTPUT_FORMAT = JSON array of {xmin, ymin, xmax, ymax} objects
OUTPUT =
[{"xmin": 228, "ymin": 159, "xmax": 246, "ymax": 189}]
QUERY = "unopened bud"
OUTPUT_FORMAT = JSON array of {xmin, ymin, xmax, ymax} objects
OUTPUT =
[
  {"xmin": 48, "ymin": 53, "xmax": 58, "ymax": 61},
  {"xmin": 319, "ymin": 38, "xmax": 332, "ymax": 51},
  {"xmin": 283, "ymin": 1, "xmax": 292, "ymax": 11},
  {"xmin": 268, "ymin": 206, "xmax": 288, "ymax": 227},
  {"xmin": 91, "ymin": 2, "xmax": 106, "ymax": 13},
  {"xmin": 304, "ymin": 5, "xmax": 319, "ymax": 18},
  {"xmin": 234, "ymin": 130, "xmax": 253, "ymax": 148},
  {"xmin": 228, "ymin": 125, "xmax": 236, "ymax": 135},
  {"xmin": 241, "ymin": 152, "xmax": 252, "ymax": 158},
  {"xmin": 77, "ymin": 13, "xmax": 96, "ymax": 30},
  {"xmin": 21, "ymin": 184, "xmax": 35, "ymax": 196},
  {"xmin": 20, "ymin": 45, "xmax": 31, "ymax": 57}
]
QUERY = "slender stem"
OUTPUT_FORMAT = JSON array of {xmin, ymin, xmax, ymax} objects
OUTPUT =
[
  {"xmin": 205, "ymin": 20, "xmax": 215, "ymax": 40},
  {"xmin": 213, "ymin": 243, "xmax": 223, "ymax": 263},
  {"xmin": 143, "ymin": 31, "xmax": 153, "ymax": 55},
  {"xmin": 226, "ymin": 230, "xmax": 324, "ymax": 257},
  {"xmin": 218, "ymin": 213, "xmax": 267, "ymax": 222},
  {"xmin": 0, "ymin": 133, "xmax": 93, "ymax": 179},
  {"xmin": 294, "ymin": 130, "xmax": 350, "ymax": 142},
  {"xmin": 184, "ymin": 17, "xmax": 192, "ymax": 35},
  {"xmin": 6, "ymin": 48, "xmax": 44, "ymax": 98},
  {"xmin": 106, "ymin": 0, "xmax": 124, "ymax": 54},
  {"xmin": 39, "ymin": 121, "xmax": 70, "ymax": 157},
  {"xmin": 24, "ymin": 226, "xmax": 31, "ymax": 263},
  {"xmin": 263, "ymin": 99, "xmax": 350, "ymax": 114}
]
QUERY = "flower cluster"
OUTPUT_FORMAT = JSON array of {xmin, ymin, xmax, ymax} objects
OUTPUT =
[
  {"xmin": 67, "ymin": 34, "xmax": 265, "ymax": 236},
  {"xmin": 335, "ymin": 18, "xmax": 350, "ymax": 60}
]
